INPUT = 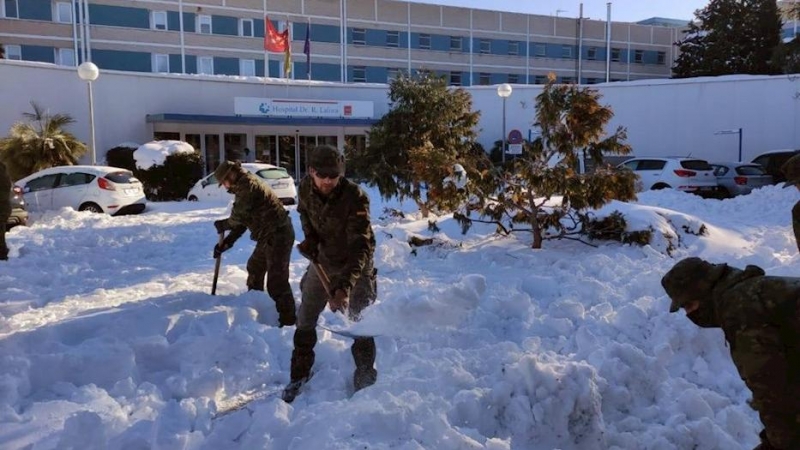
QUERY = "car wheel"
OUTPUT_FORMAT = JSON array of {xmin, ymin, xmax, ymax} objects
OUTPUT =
[
  {"xmin": 188, "ymin": 195, "xmax": 198, "ymax": 202},
  {"xmin": 651, "ymin": 183, "xmax": 670, "ymax": 190},
  {"xmin": 79, "ymin": 203, "xmax": 103, "ymax": 213}
]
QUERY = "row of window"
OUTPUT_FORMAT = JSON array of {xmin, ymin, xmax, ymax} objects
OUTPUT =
[{"xmin": 0, "ymin": 1, "xmax": 668, "ymax": 65}]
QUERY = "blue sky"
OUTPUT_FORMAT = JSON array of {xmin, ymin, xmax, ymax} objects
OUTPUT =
[{"xmin": 412, "ymin": 0, "xmax": 709, "ymax": 23}]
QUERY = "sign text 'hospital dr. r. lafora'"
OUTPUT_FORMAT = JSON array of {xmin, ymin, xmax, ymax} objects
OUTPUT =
[{"xmin": 234, "ymin": 98, "xmax": 374, "ymax": 119}]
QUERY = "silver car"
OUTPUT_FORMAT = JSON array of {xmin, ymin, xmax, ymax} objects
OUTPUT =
[{"xmin": 710, "ymin": 162, "xmax": 773, "ymax": 197}]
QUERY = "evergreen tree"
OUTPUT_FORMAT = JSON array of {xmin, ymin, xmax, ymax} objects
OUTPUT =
[
  {"xmin": 351, "ymin": 72, "xmax": 481, "ymax": 218},
  {"xmin": 774, "ymin": 1, "xmax": 800, "ymax": 73},
  {"xmin": 457, "ymin": 75, "xmax": 637, "ymax": 249},
  {"xmin": 0, "ymin": 102, "xmax": 88, "ymax": 180},
  {"xmin": 673, "ymin": 0, "xmax": 782, "ymax": 78}
]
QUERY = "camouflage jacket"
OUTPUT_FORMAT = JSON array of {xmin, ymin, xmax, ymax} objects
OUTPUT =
[
  {"xmin": 792, "ymin": 200, "xmax": 800, "ymax": 254},
  {"xmin": 709, "ymin": 265, "xmax": 800, "ymax": 448},
  {"xmin": 0, "ymin": 162, "xmax": 11, "ymax": 217},
  {"xmin": 297, "ymin": 176, "xmax": 375, "ymax": 295},
  {"xmin": 219, "ymin": 171, "xmax": 291, "ymax": 243}
]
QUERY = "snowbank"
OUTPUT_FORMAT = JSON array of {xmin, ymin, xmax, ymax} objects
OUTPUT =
[{"xmin": 133, "ymin": 140, "xmax": 196, "ymax": 170}]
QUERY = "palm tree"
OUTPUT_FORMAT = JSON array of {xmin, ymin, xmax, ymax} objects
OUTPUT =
[{"xmin": 0, "ymin": 102, "xmax": 87, "ymax": 180}]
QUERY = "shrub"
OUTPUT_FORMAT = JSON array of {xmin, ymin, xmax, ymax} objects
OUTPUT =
[
  {"xmin": 134, "ymin": 152, "xmax": 203, "ymax": 201},
  {"xmin": 104, "ymin": 146, "xmax": 136, "ymax": 171}
]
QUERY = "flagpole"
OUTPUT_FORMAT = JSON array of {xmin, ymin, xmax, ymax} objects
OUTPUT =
[
  {"xmin": 264, "ymin": 0, "xmax": 269, "ymax": 79},
  {"xmin": 307, "ymin": 17, "xmax": 312, "ymax": 81}
]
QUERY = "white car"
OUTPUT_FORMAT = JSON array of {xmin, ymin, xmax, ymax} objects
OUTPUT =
[
  {"xmin": 617, "ymin": 157, "xmax": 720, "ymax": 195},
  {"xmin": 16, "ymin": 165, "xmax": 146, "ymax": 215},
  {"xmin": 187, "ymin": 163, "xmax": 297, "ymax": 205}
]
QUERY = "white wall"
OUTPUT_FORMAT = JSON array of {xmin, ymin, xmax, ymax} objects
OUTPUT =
[
  {"xmin": 470, "ymin": 75, "xmax": 800, "ymax": 162},
  {"xmin": 3, "ymin": 60, "xmax": 800, "ymax": 165}
]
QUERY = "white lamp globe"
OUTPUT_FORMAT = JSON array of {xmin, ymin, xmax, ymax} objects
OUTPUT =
[
  {"xmin": 496, "ymin": 83, "xmax": 513, "ymax": 98},
  {"xmin": 77, "ymin": 62, "xmax": 100, "ymax": 81}
]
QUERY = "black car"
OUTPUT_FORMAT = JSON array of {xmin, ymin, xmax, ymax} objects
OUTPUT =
[
  {"xmin": 751, "ymin": 149, "xmax": 800, "ymax": 184},
  {"xmin": 7, "ymin": 185, "xmax": 28, "ymax": 230}
]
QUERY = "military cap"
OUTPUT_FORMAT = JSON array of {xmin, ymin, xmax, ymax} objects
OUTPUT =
[
  {"xmin": 213, "ymin": 160, "xmax": 243, "ymax": 186},
  {"xmin": 308, "ymin": 145, "xmax": 344, "ymax": 176},
  {"xmin": 781, "ymin": 154, "xmax": 800, "ymax": 188},
  {"xmin": 662, "ymin": 257, "xmax": 721, "ymax": 313}
]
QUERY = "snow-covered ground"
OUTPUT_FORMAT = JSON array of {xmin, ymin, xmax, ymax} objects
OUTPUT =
[{"xmin": 1, "ymin": 184, "xmax": 797, "ymax": 450}]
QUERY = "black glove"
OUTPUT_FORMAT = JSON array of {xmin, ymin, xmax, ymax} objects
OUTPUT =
[
  {"xmin": 214, "ymin": 220, "xmax": 228, "ymax": 234},
  {"xmin": 213, "ymin": 240, "xmax": 233, "ymax": 258},
  {"xmin": 297, "ymin": 239, "xmax": 319, "ymax": 261}
]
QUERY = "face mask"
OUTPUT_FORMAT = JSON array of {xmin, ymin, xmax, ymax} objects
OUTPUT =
[{"xmin": 686, "ymin": 306, "xmax": 718, "ymax": 328}]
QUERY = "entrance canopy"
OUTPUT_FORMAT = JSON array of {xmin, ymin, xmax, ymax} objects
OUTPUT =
[{"xmin": 145, "ymin": 113, "xmax": 378, "ymax": 127}]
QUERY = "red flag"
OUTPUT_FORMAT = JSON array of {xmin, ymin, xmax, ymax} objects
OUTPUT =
[{"xmin": 264, "ymin": 16, "xmax": 288, "ymax": 53}]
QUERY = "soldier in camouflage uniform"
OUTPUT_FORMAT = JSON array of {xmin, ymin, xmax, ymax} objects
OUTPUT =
[
  {"xmin": 781, "ymin": 154, "xmax": 800, "ymax": 253},
  {"xmin": 212, "ymin": 160, "xmax": 297, "ymax": 327},
  {"xmin": 283, "ymin": 145, "xmax": 377, "ymax": 403},
  {"xmin": 662, "ymin": 257, "xmax": 800, "ymax": 450},
  {"xmin": 0, "ymin": 160, "xmax": 11, "ymax": 261}
]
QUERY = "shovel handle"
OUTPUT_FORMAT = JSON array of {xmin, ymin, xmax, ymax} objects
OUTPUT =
[
  {"xmin": 312, "ymin": 261, "xmax": 347, "ymax": 313},
  {"xmin": 211, "ymin": 231, "xmax": 225, "ymax": 295}
]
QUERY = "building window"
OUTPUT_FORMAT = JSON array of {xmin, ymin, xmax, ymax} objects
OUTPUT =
[
  {"xmin": 352, "ymin": 28, "xmax": 366, "ymax": 45},
  {"xmin": 151, "ymin": 11, "xmax": 167, "ymax": 30},
  {"xmin": 587, "ymin": 47, "xmax": 597, "ymax": 60},
  {"xmin": 611, "ymin": 48, "xmax": 621, "ymax": 62},
  {"xmin": 534, "ymin": 75, "xmax": 547, "ymax": 84},
  {"xmin": 198, "ymin": 56, "xmax": 214, "ymax": 74},
  {"xmin": 387, "ymin": 68, "xmax": 400, "ymax": 81},
  {"xmin": 450, "ymin": 36, "xmax": 462, "ymax": 51},
  {"xmin": 449, "ymin": 71, "xmax": 461, "ymax": 86},
  {"xmin": 152, "ymin": 53, "xmax": 169, "ymax": 73},
  {"xmin": 657, "ymin": 51, "xmax": 666, "ymax": 65},
  {"xmin": 561, "ymin": 45, "xmax": 572, "ymax": 58},
  {"xmin": 634, "ymin": 49, "xmax": 644, "ymax": 64},
  {"xmin": 534, "ymin": 44, "xmax": 546, "ymax": 57},
  {"xmin": 240, "ymin": 59, "xmax": 255, "ymax": 76},
  {"xmin": 2, "ymin": 0, "xmax": 19, "ymax": 18},
  {"xmin": 55, "ymin": 48, "xmax": 75, "ymax": 66},
  {"xmin": 586, "ymin": 78, "xmax": 598, "ymax": 84},
  {"xmin": 508, "ymin": 41, "xmax": 519, "ymax": 56},
  {"xmin": 479, "ymin": 39, "xmax": 490, "ymax": 54},
  {"xmin": 54, "ymin": 1, "xmax": 72, "ymax": 23},
  {"xmin": 508, "ymin": 74, "xmax": 519, "ymax": 84},
  {"xmin": 198, "ymin": 15, "xmax": 212, "ymax": 34},
  {"xmin": 353, "ymin": 66, "xmax": 366, "ymax": 82},
  {"xmin": 419, "ymin": 33, "xmax": 430, "ymax": 50},
  {"xmin": 240, "ymin": 18, "xmax": 254, "ymax": 37},
  {"xmin": 386, "ymin": 30, "xmax": 399, "ymax": 48},
  {"xmin": 478, "ymin": 73, "xmax": 490, "ymax": 85},
  {"xmin": 5, "ymin": 44, "xmax": 21, "ymax": 60},
  {"xmin": 561, "ymin": 76, "xmax": 574, "ymax": 84}
]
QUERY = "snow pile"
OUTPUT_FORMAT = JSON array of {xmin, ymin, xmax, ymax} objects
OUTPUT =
[
  {"xmin": 133, "ymin": 140, "xmax": 196, "ymax": 170},
  {"xmin": 0, "ymin": 181, "xmax": 796, "ymax": 449}
]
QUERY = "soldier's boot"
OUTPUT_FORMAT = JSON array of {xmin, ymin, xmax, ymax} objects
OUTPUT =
[
  {"xmin": 352, "ymin": 337, "xmax": 377, "ymax": 392},
  {"xmin": 275, "ymin": 297, "xmax": 296, "ymax": 327},
  {"xmin": 283, "ymin": 329, "xmax": 316, "ymax": 403}
]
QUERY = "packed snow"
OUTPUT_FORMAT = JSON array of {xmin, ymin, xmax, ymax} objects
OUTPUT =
[
  {"xmin": 133, "ymin": 141, "xmax": 196, "ymax": 170},
  {"xmin": 1, "ymin": 182, "xmax": 797, "ymax": 450}
]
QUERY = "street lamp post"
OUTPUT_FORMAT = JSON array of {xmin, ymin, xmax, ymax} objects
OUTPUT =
[
  {"xmin": 714, "ymin": 128, "xmax": 743, "ymax": 162},
  {"xmin": 77, "ymin": 62, "xmax": 100, "ymax": 165},
  {"xmin": 496, "ymin": 83, "xmax": 513, "ymax": 164}
]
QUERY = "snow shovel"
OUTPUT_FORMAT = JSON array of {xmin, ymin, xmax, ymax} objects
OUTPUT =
[
  {"xmin": 312, "ymin": 261, "xmax": 378, "ymax": 338},
  {"xmin": 211, "ymin": 231, "xmax": 225, "ymax": 295}
]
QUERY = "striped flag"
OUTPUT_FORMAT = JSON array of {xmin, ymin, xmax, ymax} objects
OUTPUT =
[{"xmin": 283, "ymin": 20, "xmax": 292, "ymax": 78}]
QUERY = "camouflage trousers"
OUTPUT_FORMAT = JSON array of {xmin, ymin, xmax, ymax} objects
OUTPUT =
[
  {"xmin": 246, "ymin": 226, "xmax": 296, "ymax": 325},
  {"xmin": 296, "ymin": 262, "xmax": 377, "ymax": 331},
  {"xmin": 292, "ymin": 262, "xmax": 378, "ymax": 384}
]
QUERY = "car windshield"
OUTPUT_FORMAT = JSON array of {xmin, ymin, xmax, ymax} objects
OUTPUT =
[
  {"xmin": 255, "ymin": 168, "xmax": 290, "ymax": 180},
  {"xmin": 680, "ymin": 160, "xmax": 713, "ymax": 171},
  {"xmin": 736, "ymin": 165, "xmax": 767, "ymax": 176},
  {"xmin": 104, "ymin": 171, "xmax": 139, "ymax": 184}
]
